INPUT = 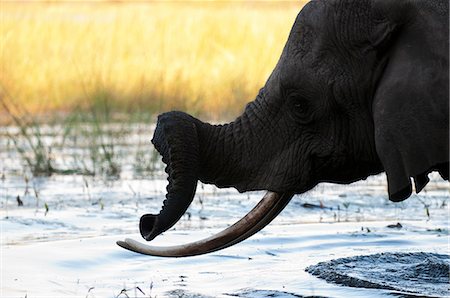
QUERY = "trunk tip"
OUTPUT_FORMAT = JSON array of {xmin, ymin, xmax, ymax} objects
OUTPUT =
[{"xmin": 140, "ymin": 214, "xmax": 160, "ymax": 241}]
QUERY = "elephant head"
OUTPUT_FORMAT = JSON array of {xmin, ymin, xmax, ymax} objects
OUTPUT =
[{"xmin": 118, "ymin": 0, "xmax": 449, "ymax": 256}]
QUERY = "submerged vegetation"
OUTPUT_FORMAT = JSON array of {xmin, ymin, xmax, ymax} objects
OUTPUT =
[{"xmin": 1, "ymin": 95, "xmax": 160, "ymax": 179}]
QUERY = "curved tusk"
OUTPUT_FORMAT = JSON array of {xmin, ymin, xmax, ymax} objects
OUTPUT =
[{"xmin": 117, "ymin": 191, "xmax": 293, "ymax": 257}]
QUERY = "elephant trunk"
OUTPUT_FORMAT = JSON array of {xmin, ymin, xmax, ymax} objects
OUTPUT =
[
  {"xmin": 140, "ymin": 110, "xmax": 249, "ymax": 241},
  {"xmin": 123, "ymin": 108, "xmax": 296, "ymax": 257},
  {"xmin": 140, "ymin": 112, "xmax": 200, "ymax": 241},
  {"xmin": 138, "ymin": 88, "xmax": 292, "ymax": 250}
]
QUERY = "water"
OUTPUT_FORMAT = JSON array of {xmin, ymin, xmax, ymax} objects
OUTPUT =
[
  {"xmin": 1, "ymin": 123, "xmax": 449, "ymax": 297},
  {"xmin": 306, "ymin": 252, "xmax": 449, "ymax": 297}
]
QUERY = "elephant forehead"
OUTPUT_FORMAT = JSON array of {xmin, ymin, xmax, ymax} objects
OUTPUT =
[
  {"xmin": 284, "ymin": 1, "xmax": 328, "ymax": 62},
  {"xmin": 279, "ymin": 6, "xmax": 347, "ymax": 87}
]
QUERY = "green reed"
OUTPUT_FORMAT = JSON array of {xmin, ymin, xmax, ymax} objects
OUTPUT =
[{"xmin": 1, "ymin": 94, "xmax": 162, "ymax": 179}]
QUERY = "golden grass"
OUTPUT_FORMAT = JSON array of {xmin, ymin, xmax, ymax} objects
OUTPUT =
[{"xmin": 0, "ymin": 1, "xmax": 306, "ymax": 120}]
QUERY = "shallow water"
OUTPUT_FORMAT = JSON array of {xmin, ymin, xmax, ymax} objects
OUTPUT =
[{"xmin": 1, "ymin": 123, "xmax": 449, "ymax": 297}]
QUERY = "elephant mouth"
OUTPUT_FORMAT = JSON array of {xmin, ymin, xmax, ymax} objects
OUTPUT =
[{"xmin": 117, "ymin": 191, "xmax": 293, "ymax": 257}]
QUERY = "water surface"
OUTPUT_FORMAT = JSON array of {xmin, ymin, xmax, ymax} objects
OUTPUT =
[{"xmin": 1, "ymin": 123, "xmax": 448, "ymax": 297}]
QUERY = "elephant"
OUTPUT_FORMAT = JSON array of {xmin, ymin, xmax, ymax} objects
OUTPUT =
[{"xmin": 118, "ymin": 0, "xmax": 449, "ymax": 256}]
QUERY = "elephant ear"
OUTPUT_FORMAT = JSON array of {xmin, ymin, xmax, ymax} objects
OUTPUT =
[{"xmin": 371, "ymin": 2, "xmax": 449, "ymax": 202}]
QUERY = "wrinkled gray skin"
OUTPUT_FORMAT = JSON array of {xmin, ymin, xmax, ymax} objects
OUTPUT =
[{"xmin": 141, "ymin": 0, "xmax": 449, "ymax": 241}]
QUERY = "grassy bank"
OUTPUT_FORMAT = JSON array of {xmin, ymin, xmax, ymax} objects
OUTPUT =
[{"xmin": 1, "ymin": 1, "xmax": 306, "ymax": 121}]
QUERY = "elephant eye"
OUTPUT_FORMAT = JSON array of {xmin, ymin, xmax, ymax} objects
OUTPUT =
[
  {"xmin": 284, "ymin": 88, "xmax": 314, "ymax": 124},
  {"xmin": 288, "ymin": 93, "xmax": 313, "ymax": 124},
  {"xmin": 294, "ymin": 101, "xmax": 308, "ymax": 114},
  {"xmin": 291, "ymin": 94, "xmax": 309, "ymax": 112}
]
